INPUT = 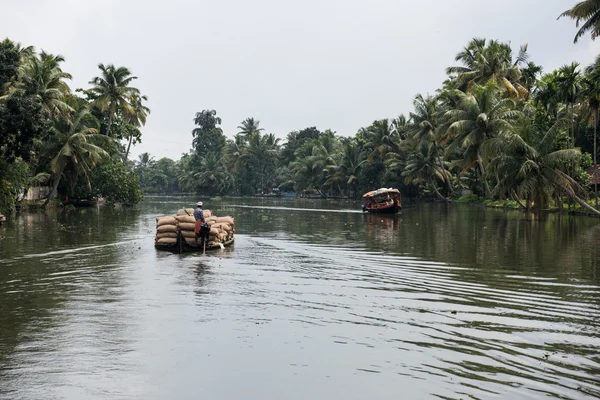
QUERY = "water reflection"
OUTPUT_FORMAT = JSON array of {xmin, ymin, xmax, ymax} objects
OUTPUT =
[{"xmin": 0, "ymin": 197, "xmax": 599, "ymax": 399}]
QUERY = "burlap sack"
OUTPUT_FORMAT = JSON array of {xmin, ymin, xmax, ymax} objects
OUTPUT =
[
  {"xmin": 204, "ymin": 210, "xmax": 212, "ymax": 218},
  {"xmin": 156, "ymin": 237, "xmax": 177, "ymax": 244},
  {"xmin": 180, "ymin": 230, "xmax": 197, "ymax": 238},
  {"xmin": 209, "ymin": 227, "xmax": 220, "ymax": 236},
  {"xmin": 156, "ymin": 232, "xmax": 178, "ymax": 239},
  {"xmin": 211, "ymin": 222, "xmax": 224, "ymax": 230},
  {"xmin": 220, "ymin": 223, "xmax": 232, "ymax": 232},
  {"xmin": 178, "ymin": 222, "xmax": 196, "ymax": 231},
  {"xmin": 176, "ymin": 208, "xmax": 194, "ymax": 216},
  {"xmin": 157, "ymin": 224, "xmax": 178, "ymax": 233},
  {"xmin": 215, "ymin": 216, "xmax": 234, "ymax": 225},
  {"xmin": 175, "ymin": 215, "xmax": 195, "ymax": 224},
  {"xmin": 205, "ymin": 216, "xmax": 217, "ymax": 224},
  {"xmin": 156, "ymin": 216, "xmax": 177, "ymax": 227}
]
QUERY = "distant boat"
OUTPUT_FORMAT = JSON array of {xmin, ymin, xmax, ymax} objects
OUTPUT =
[{"xmin": 362, "ymin": 188, "xmax": 401, "ymax": 214}]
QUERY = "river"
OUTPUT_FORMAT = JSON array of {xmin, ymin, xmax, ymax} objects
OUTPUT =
[{"xmin": 0, "ymin": 197, "xmax": 599, "ymax": 399}]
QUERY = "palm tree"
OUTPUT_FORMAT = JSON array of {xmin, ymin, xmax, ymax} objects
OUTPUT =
[
  {"xmin": 365, "ymin": 119, "xmax": 398, "ymax": 161},
  {"xmin": 46, "ymin": 106, "xmax": 109, "ymax": 199},
  {"xmin": 325, "ymin": 141, "xmax": 367, "ymax": 198},
  {"xmin": 124, "ymin": 93, "xmax": 150, "ymax": 162},
  {"xmin": 195, "ymin": 153, "xmax": 232, "ymax": 194},
  {"xmin": 446, "ymin": 38, "xmax": 529, "ymax": 99},
  {"xmin": 401, "ymin": 143, "xmax": 450, "ymax": 201},
  {"xmin": 88, "ymin": 64, "xmax": 139, "ymax": 137},
  {"xmin": 484, "ymin": 116, "xmax": 600, "ymax": 215},
  {"xmin": 237, "ymin": 117, "xmax": 264, "ymax": 140},
  {"xmin": 444, "ymin": 83, "xmax": 518, "ymax": 198},
  {"xmin": 559, "ymin": 1, "xmax": 600, "ymax": 43},
  {"xmin": 409, "ymin": 94, "xmax": 452, "ymax": 193},
  {"xmin": 223, "ymin": 134, "xmax": 247, "ymax": 173},
  {"xmin": 291, "ymin": 150, "xmax": 328, "ymax": 197},
  {"xmin": 193, "ymin": 109, "xmax": 221, "ymax": 132},
  {"xmin": 582, "ymin": 56, "xmax": 600, "ymax": 206},
  {"xmin": 137, "ymin": 152, "xmax": 155, "ymax": 168},
  {"xmin": 21, "ymin": 51, "xmax": 73, "ymax": 119},
  {"xmin": 241, "ymin": 132, "xmax": 280, "ymax": 192},
  {"xmin": 520, "ymin": 62, "xmax": 543, "ymax": 96},
  {"xmin": 556, "ymin": 62, "xmax": 582, "ymax": 147}
]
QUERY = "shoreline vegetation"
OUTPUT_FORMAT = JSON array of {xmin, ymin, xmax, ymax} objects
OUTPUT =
[{"xmin": 3, "ymin": 2, "xmax": 600, "ymax": 218}]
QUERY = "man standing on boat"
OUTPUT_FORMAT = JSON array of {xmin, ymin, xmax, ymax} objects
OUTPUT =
[{"xmin": 194, "ymin": 201, "xmax": 205, "ymax": 236}]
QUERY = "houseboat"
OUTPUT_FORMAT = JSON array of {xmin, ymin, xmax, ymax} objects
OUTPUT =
[{"xmin": 362, "ymin": 188, "xmax": 401, "ymax": 214}]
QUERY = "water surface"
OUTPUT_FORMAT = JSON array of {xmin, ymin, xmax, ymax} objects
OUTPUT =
[{"xmin": 1, "ymin": 197, "xmax": 599, "ymax": 399}]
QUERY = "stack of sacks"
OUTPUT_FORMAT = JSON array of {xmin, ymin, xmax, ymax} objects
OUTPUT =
[
  {"xmin": 174, "ymin": 209, "xmax": 213, "ymax": 245},
  {"xmin": 207, "ymin": 216, "xmax": 234, "ymax": 246},
  {"xmin": 155, "ymin": 216, "xmax": 178, "ymax": 244},
  {"xmin": 155, "ymin": 209, "xmax": 233, "ymax": 247}
]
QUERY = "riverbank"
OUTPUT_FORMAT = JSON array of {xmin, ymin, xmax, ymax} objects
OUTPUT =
[{"xmin": 455, "ymin": 194, "xmax": 600, "ymax": 217}]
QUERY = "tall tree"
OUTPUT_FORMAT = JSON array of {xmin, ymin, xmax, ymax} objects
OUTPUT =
[
  {"xmin": 556, "ymin": 62, "xmax": 582, "ymax": 147},
  {"xmin": 446, "ymin": 38, "xmax": 529, "ymax": 99},
  {"xmin": 46, "ymin": 106, "xmax": 109, "ymax": 199},
  {"xmin": 409, "ymin": 94, "xmax": 452, "ymax": 193},
  {"xmin": 444, "ymin": 83, "xmax": 517, "ymax": 198},
  {"xmin": 21, "ymin": 51, "xmax": 73, "ymax": 119},
  {"xmin": 559, "ymin": 0, "xmax": 600, "ymax": 43},
  {"xmin": 485, "ymin": 116, "xmax": 599, "ymax": 215},
  {"xmin": 582, "ymin": 56, "xmax": 600, "ymax": 206},
  {"xmin": 88, "ymin": 64, "xmax": 139, "ymax": 137},
  {"xmin": 192, "ymin": 109, "xmax": 225, "ymax": 155},
  {"xmin": 241, "ymin": 132, "xmax": 280, "ymax": 192},
  {"xmin": 237, "ymin": 117, "xmax": 264, "ymax": 140},
  {"xmin": 402, "ymin": 143, "xmax": 450, "ymax": 201},
  {"xmin": 124, "ymin": 93, "xmax": 150, "ymax": 162}
]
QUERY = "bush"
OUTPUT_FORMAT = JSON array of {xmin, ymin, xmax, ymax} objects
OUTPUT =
[
  {"xmin": 73, "ymin": 158, "xmax": 143, "ymax": 206},
  {"xmin": 456, "ymin": 193, "xmax": 481, "ymax": 203},
  {"xmin": 0, "ymin": 159, "xmax": 30, "ymax": 214}
]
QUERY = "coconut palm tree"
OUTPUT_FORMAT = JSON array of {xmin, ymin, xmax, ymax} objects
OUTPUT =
[
  {"xmin": 401, "ymin": 143, "xmax": 450, "ymax": 201},
  {"xmin": 409, "ymin": 94, "xmax": 452, "ymax": 193},
  {"xmin": 46, "ymin": 106, "xmax": 109, "ymax": 199},
  {"xmin": 365, "ymin": 119, "xmax": 398, "ymax": 161},
  {"xmin": 237, "ymin": 117, "xmax": 264, "ymax": 140},
  {"xmin": 88, "ymin": 64, "xmax": 139, "ymax": 137},
  {"xmin": 21, "ymin": 51, "xmax": 73, "ymax": 119},
  {"xmin": 124, "ymin": 93, "xmax": 150, "ymax": 162},
  {"xmin": 241, "ymin": 132, "xmax": 280, "ymax": 193},
  {"xmin": 443, "ymin": 83, "xmax": 518, "ymax": 198},
  {"xmin": 581, "ymin": 56, "xmax": 600, "ymax": 206},
  {"xmin": 559, "ymin": 0, "xmax": 600, "ymax": 43},
  {"xmin": 137, "ymin": 152, "xmax": 155, "ymax": 168},
  {"xmin": 324, "ymin": 141, "xmax": 367, "ymax": 197},
  {"xmin": 446, "ymin": 38, "xmax": 529, "ymax": 99},
  {"xmin": 484, "ymin": 116, "xmax": 599, "ymax": 215},
  {"xmin": 291, "ymin": 150, "xmax": 328, "ymax": 197},
  {"xmin": 195, "ymin": 153, "xmax": 232, "ymax": 194},
  {"xmin": 223, "ymin": 134, "xmax": 247, "ymax": 173}
]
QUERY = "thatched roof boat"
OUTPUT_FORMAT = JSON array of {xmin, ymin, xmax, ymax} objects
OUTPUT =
[{"xmin": 362, "ymin": 188, "xmax": 401, "ymax": 214}]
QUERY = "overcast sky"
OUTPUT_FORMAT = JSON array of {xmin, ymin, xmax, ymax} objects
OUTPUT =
[{"xmin": 3, "ymin": 0, "xmax": 600, "ymax": 161}]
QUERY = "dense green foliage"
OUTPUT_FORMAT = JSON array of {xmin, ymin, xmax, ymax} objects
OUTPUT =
[
  {"xmin": 0, "ymin": 38, "xmax": 149, "ymax": 213},
  {"xmin": 135, "ymin": 31, "xmax": 600, "ymax": 214}
]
